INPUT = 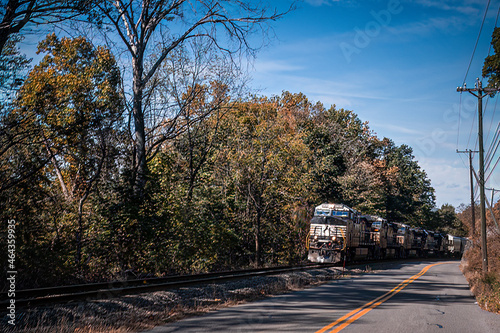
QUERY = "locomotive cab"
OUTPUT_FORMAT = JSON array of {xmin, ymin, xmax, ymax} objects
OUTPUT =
[{"xmin": 308, "ymin": 216, "xmax": 350, "ymax": 263}]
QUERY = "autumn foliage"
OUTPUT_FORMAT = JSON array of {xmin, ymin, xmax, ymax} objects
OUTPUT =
[{"xmin": 1, "ymin": 35, "xmax": 462, "ymax": 289}]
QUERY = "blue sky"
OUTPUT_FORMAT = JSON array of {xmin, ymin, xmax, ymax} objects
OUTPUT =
[
  {"xmin": 248, "ymin": 0, "xmax": 500, "ymax": 209},
  {"xmin": 16, "ymin": 0, "xmax": 499, "ymax": 209}
]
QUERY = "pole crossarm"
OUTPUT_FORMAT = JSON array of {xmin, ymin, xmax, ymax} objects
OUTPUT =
[
  {"xmin": 457, "ymin": 84, "xmax": 500, "ymax": 97},
  {"xmin": 456, "ymin": 150, "xmax": 479, "ymax": 153},
  {"xmin": 485, "ymin": 188, "xmax": 500, "ymax": 232}
]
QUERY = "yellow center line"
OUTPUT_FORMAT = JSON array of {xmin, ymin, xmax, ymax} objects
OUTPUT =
[{"xmin": 315, "ymin": 262, "xmax": 452, "ymax": 333}]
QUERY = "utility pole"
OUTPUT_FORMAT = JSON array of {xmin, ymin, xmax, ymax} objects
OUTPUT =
[
  {"xmin": 485, "ymin": 187, "xmax": 500, "ymax": 230},
  {"xmin": 457, "ymin": 78, "xmax": 500, "ymax": 272},
  {"xmin": 456, "ymin": 149, "xmax": 478, "ymax": 236},
  {"xmin": 486, "ymin": 187, "xmax": 500, "ymax": 207}
]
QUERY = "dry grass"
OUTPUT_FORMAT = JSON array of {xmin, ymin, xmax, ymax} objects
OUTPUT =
[
  {"xmin": 460, "ymin": 234, "xmax": 500, "ymax": 314},
  {"xmin": 458, "ymin": 202, "xmax": 500, "ymax": 314}
]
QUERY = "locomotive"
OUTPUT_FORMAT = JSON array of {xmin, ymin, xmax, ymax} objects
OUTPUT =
[{"xmin": 307, "ymin": 203, "xmax": 468, "ymax": 263}]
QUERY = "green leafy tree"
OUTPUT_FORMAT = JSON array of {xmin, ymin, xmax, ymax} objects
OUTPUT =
[
  {"xmin": 0, "ymin": 35, "xmax": 34, "ymax": 193},
  {"xmin": 0, "ymin": 34, "xmax": 29, "ymax": 94},
  {"xmin": 304, "ymin": 104, "xmax": 348, "ymax": 203},
  {"xmin": 483, "ymin": 27, "xmax": 500, "ymax": 90},
  {"xmin": 381, "ymin": 139, "xmax": 435, "ymax": 223},
  {"xmin": 304, "ymin": 103, "xmax": 388, "ymax": 214},
  {"xmin": 214, "ymin": 94, "xmax": 312, "ymax": 266},
  {"xmin": 15, "ymin": 33, "xmax": 124, "ymax": 268},
  {"xmin": 432, "ymin": 204, "xmax": 467, "ymax": 236}
]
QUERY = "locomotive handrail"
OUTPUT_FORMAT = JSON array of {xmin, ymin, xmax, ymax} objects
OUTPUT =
[{"xmin": 339, "ymin": 228, "xmax": 347, "ymax": 251}]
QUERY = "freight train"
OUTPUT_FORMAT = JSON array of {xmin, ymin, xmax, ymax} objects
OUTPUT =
[{"xmin": 307, "ymin": 203, "xmax": 469, "ymax": 263}]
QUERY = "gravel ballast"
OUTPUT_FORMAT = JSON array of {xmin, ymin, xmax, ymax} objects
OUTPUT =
[{"xmin": 3, "ymin": 266, "xmax": 353, "ymax": 333}]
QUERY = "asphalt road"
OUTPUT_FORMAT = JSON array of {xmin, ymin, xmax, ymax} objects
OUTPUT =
[{"xmin": 142, "ymin": 260, "xmax": 500, "ymax": 333}]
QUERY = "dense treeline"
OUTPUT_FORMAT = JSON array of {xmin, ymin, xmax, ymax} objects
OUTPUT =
[{"xmin": 0, "ymin": 34, "xmax": 467, "ymax": 288}]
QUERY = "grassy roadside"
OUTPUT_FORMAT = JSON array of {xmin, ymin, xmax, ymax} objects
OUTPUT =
[{"xmin": 460, "ymin": 239, "xmax": 500, "ymax": 314}]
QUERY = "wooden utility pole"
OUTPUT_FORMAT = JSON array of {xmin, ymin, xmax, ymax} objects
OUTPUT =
[
  {"xmin": 457, "ymin": 78, "xmax": 500, "ymax": 272},
  {"xmin": 456, "ymin": 149, "xmax": 478, "ymax": 236},
  {"xmin": 486, "ymin": 187, "xmax": 500, "ymax": 207},
  {"xmin": 485, "ymin": 187, "xmax": 500, "ymax": 230}
]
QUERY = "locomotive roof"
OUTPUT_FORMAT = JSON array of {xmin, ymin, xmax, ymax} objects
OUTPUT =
[{"xmin": 316, "ymin": 203, "xmax": 357, "ymax": 212}]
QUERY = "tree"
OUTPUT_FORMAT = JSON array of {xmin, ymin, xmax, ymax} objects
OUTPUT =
[
  {"xmin": 89, "ymin": 0, "xmax": 288, "ymax": 198},
  {"xmin": 15, "ymin": 33, "xmax": 124, "ymax": 266},
  {"xmin": 304, "ymin": 103, "xmax": 384, "ymax": 212},
  {"xmin": 214, "ymin": 95, "xmax": 311, "ymax": 266},
  {"xmin": 0, "ymin": 35, "xmax": 32, "ymax": 191},
  {"xmin": 0, "ymin": 36, "xmax": 44, "ymax": 194},
  {"xmin": 145, "ymin": 40, "xmax": 240, "ymax": 202},
  {"xmin": 0, "ymin": 0, "xmax": 94, "ymax": 193},
  {"xmin": 304, "ymin": 104, "xmax": 348, "ymax": 203},
  {"xmin": 433, "ymin": 204, "xmax": 467, "ymax": 236},
  {"xmin": 483, "ymin": 27, "xmax": 500, "ymax": 91},
  {"xmin": 0, "ymin": 34, "xmax": 29, "ymax": 93},
  {"xmin": 0, "ymin": 0, "xmax": 91, "ymax": 54},
  {"xmin": 381, "ymin": 139, "xmax": 435, "ymax": 223}
]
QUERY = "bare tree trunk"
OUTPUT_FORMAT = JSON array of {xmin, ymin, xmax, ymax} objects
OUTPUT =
[
  {"xmin": 255, "ymin": 208, "xmax": 261, "ymax": 267},
  {"xmin": 44, "ymin": 142, "xmax": 72, "ymax": 201},
  {"xmin": 132, "ymin": 59, "xmax": 147, "ymax": 198},
  {"xmin": 75, "ymin": 196, "xmax": 85, "ymax": 267}
]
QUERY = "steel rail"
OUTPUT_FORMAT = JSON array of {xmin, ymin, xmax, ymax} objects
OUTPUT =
[{"xmin": 0, "ymin": 263, "xmax": 338, "ymax": 309}]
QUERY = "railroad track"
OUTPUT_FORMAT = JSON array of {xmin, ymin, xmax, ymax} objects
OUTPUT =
[{"xmin": 0, "ymin": 263, "xmax": 338, "ymax": 309}]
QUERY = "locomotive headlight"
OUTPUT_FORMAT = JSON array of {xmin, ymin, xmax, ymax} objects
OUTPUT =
[
  {"xmin": 314, "ymin": 235, "xmax": 318, "ymax": 241},
  {"xmin": 331, "ymin": 236, "xmax": 336, "ymax": 241}
]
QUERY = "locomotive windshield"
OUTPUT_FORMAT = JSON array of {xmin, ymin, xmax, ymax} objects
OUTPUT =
[{"xmin": 310, "ymin": 216, "xmax": 347, "ymax": 226}]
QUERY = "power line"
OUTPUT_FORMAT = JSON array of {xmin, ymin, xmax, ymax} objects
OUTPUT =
[
  {"xmin": 495, "ymin": 4, "xmax": 500, "ymax": 29},
  {"xmin": 484, "ymin": 122, "xmax": 500, "ymax": 164},
  {"xmin": 486, "ymin": 155, "xmax": 500, "ymax": 183},
  {"xmin": 485, "ymin": 139, "xmax": 500, "ymax": 170},
  {"xmin": 483, "ymin": 95, "xmax": 497, "ymax": 146},
  {"xmin": 457, "ymin": 150, "xmax": 470, "ymax": 170},
  {"xmin": 463, "ymin": 0, "xmax": 492, "ymax": 84},
  {"xmin": 466, "ymin": 100, "xmax": 478, "ymax": 149},
  {"xmin": 457, "ymin": 149, "xmax": 479, "ymax": 235},
  {"xmin": 457, "ymin": 79, "xmax": 500, "ymax": 272},
  {"xmin": 492, "ymin": 173, "xmax": 500, "ymax": 194}
]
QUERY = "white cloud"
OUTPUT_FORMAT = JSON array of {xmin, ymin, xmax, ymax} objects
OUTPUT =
[
  {"xmin": 418, "ymin": 157, "xmax": 470, "ymax": 207},
  {"xmin": 253, "ymin": 60, "xmax": 304, "ymax": 73},
  {"xmin": 304, "ymin": 0, "xmax": 340, "ymax": 7},
  {"xmin": 409, "ymin": 0, "xmax": 481, "ymax": 16},
  {"xmin": 386, "ymin": 16, "xmax": 471, "ymax": 38},
  {"xmin": 371, "ymin": 123, "xmax": 425, "ymax": 135}
]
